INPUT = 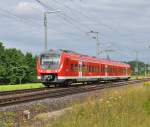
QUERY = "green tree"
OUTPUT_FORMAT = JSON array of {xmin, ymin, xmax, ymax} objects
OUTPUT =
[
  {"xmin": 5, "ymin": 48, "xmax": 25, "ymax": 84},
  {"xmin": 24, "ymin": 52, "xmax": 37, "ymax": 83},
  {"xmin": 0, "ymin": 42, "xmax": 37, "ymax": 84},
  {"xmin": 0, "ymin": 42, "xmax": 6, "ymax": 84},
  {"xmin": 127, "ymin": 61, "xmax": 146, "ymax": 75}
]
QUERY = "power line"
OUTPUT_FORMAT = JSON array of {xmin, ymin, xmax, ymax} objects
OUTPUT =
[
  {"xmin": 52, "ymin": 0, "xmax": 114, "ymax": 31},
  {"xmin": 50, "ymin": 0, "xmax": 93, "ymax": 30},
  {"xmin": 35, "ymin": 0, "xmax": 92, "ymax": 35}
]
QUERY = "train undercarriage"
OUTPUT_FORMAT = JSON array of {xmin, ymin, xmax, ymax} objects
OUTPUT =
[{"xmin": 41, "ymin": 74, "xmax": 130, "ymax": 87}]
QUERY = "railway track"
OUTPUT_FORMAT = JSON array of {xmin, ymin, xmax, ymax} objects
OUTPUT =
[{"xmin": 0, "ymin": 79, "xmax": 149, "ymax": 107}]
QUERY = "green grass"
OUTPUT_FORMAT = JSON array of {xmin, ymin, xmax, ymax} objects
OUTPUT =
[
  {"xmin": 144, "ymin": 81, "xmax": 150, "ymax": 86},
  {"xmin": 47, "ymin": 84, "xmax": 150, "ymax": 127},
  {"xmin": 130, "ymin": 75, "xmax": 146, "ymax": 80},
  {"xmin": 0, "ymin": 83, "xmax": 44, "ymax": 91}
]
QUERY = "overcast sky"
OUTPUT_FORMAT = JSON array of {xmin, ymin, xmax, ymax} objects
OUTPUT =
[{"xmin": 0, "ymin": 0, "xmax": 150, "ymax": 62}]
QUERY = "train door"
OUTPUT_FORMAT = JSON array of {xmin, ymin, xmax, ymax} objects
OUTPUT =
[
  {"xmin": 79, "ymin": 60, "xmax": 82, "ymax": 78},
  {"xmin": 126, "ymin": 67, "xmax": 128, "ymax": 76},
  {"xmin": 105, "ymin": 65, "xmax": 108, "ymax": 77}
]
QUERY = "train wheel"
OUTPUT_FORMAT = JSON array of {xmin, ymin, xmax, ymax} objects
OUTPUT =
[
  {"xmin": 43, "ymin": 83, "xmax": 50, "ymax": 87},
  {"xmin": 61, "ymin": 80, "xmax": 73, "ymax": 87}
]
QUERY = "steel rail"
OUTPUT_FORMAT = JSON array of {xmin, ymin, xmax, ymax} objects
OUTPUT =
[{"xmin": 0, "ymin": 79, "xmax": 149, "ymax": 107}]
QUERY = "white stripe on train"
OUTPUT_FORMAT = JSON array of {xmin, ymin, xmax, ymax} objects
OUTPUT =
[{"xmin": 58, "ymin": 76, "xmax": 130, "ymax": 80}]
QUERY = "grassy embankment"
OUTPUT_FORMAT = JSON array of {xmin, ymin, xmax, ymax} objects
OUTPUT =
[
  {"xmin": 130, "ymin": 75, "xmax": 148, "ymax": 80},
  {"xmin": 0, "ymin": 83, "xmax": 44, "ymax": 91},
  {"xmin": 42, "ymin": 81, "xmax": 150, "ymax": 127}
]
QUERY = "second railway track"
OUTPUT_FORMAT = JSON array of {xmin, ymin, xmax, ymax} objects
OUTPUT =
[{"xmin": 0, "ymin": 79, "xmax": 149, "ymax": 108}]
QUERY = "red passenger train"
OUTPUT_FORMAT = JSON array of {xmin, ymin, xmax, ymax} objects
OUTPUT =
[{"xmin": 36, "ymin": 49, "xmax": 131, "ymax": 87}]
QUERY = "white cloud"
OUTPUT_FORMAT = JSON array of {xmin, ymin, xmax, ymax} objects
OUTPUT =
[{"xmin": 14, "ymin": 2, "xmax": 44, "ymax": 17}]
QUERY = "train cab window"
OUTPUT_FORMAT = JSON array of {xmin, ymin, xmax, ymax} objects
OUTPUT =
[{"xmin": 40, "ymin": 53, "xmax": 60, "ymax": 70}]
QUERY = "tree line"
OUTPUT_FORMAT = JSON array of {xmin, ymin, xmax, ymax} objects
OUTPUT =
[
  {"xmin": 0, "ymin": 42, "xmax": 37, "ymax": 85},
  {"xmin": 126, "ymin": 61, "xmax": 150, "ymax": 75}
]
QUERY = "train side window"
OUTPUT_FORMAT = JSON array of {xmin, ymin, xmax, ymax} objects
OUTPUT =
[
  {"xmin": 101, "ymin": 65, "xmax": 104, "ymax": 73},
  {"xmin": 109, "ymin": 67, "xmax": 111, "ymax": 73},
  {"xmin": 85, "ymin": 65, "xmax": 88, "ymax": 72},
  {"xmin": 91, "ymin": 66, "xmax": 92, "ymax": 73},
  {"xmin": 103, "ymin": 65, "xmax": 105, "ymax": 73},
  {"xmin": 87, "ymin": 65, "xmax": 89, "ymax": 72},
  {"xmin": 105, "ymin": 66, "xmax": 108, "ymax": 73},
  {"xmin": 101, "ymin": 65, "xmax": 103, "ymax": 72},
  {"xmin": 92, "ymin": 66, "xmax": 94, "ymax": 72},
  {"xmin": 99, "ymin": 66, "xmax": 101, "ymax": 73},
  {"xmin": 88, "ymin": 65, "xmax": 90, "ymax": 72},
  {"xmin": 65, "ymin": 58, "xmax": 69, "ymax": 65},
  {"xmin": 82, "ymin": 64, "xmax": 86, "ymax": 72},
  {"xmin": 97, "ymin": 66, "xmax": 99, "ymax": 73},
  {"xmin": 99, "ymin": 65, "xmax": 101, "ymax": 73},
  {"xmin": 93, "ymin": 66, "xmax": 95, "ymax": 72},
  {"xmin": 108, "ymin": 66, "xmax": 110, "ymax": 73},
  {"xmin": 106, "ymin": 66, "xmax": 108, "ymax": 73},
  {"xmin": 75, "ymin": 64, "xmax": 78, "ymax": 72},
  {"xmin": 96, "ymin": 66, "xmax": 98, "ymax": 73},
  {"xmin": 71, "ymin": 64, "xmax": 74, "ymax": 71},
  {"xmin": 88, "ymin": 66, "xmax": 90, "ymax": 72},
  {"xmin": 97, "ymin": 66, "xmax": 98, "ymax": 73},
  {"xmin": 89, "ymin": 65, "xmax": 91, "ymax": 72},
  {"xmin": 91, "ymin": 66, "xmax": 93, "ymax": 73},
  {"xmin": 103, "ymin": 66, "xmax": 105, "ymax": 73},
  {"xmin": 90, "ymin": 66, "xmax": 92, "ymax": 72}
]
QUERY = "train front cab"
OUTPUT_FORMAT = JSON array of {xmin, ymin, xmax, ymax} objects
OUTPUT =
[{"xmin": 37, "ymin": 51, "xmax": 61, "ymax": 87}]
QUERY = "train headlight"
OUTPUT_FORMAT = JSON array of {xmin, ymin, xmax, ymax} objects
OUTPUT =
[{"xmin": 37, "ymin": 76, "xmax": 41, "ymax": 80}]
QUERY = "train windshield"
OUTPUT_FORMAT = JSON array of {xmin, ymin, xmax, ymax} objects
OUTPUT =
[{"xmin": 40, "ymin": 53, "xmax": 60, "ymax": 70}]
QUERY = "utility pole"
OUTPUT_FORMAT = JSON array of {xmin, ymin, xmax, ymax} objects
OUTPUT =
[
  {"xmin": 145, "ymin": 63, "xmax": 147, "ymax": 78},
  {"xmin": 43, "ymin": 11, "xmax": 61, "ymax": 51},
  {"xmin": 148, "ymin": 46, "xmax": 150, "ymax": 76},
  {"xmin": 103, "ymin": 49, "xmax": 114, "ymax": 60},
  {"xmin": 44, "ymin": 12, "xmax": 48, "ymax": 51},
  {"xmin": 135, "ymin": 50, "xmax": 139, "ymax": 78},
  {"xmin": 87, "ymin": 31, "xmax": 100, "ymax": 57}
]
